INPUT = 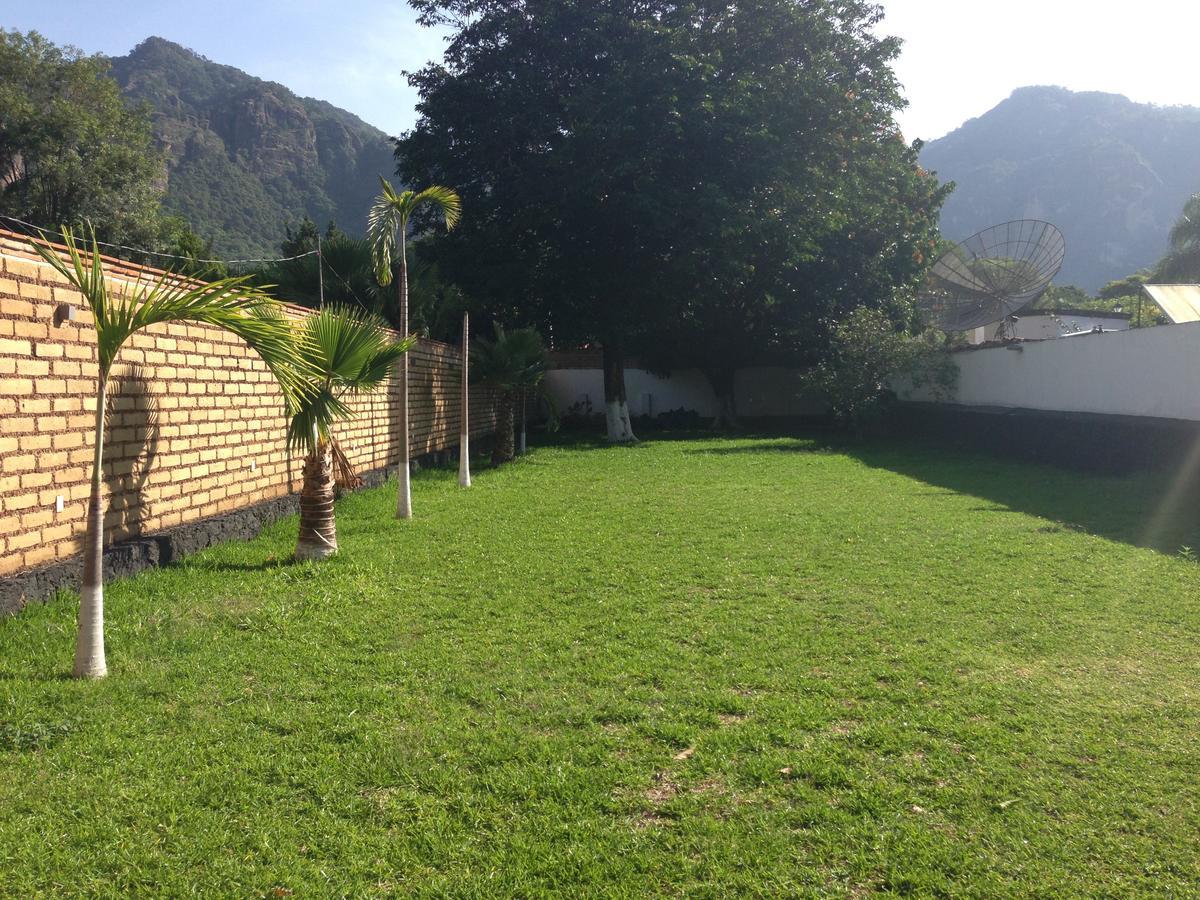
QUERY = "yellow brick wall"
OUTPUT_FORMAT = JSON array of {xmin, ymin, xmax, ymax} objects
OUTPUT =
[{"xmin": 0, "ymin": 230, "xmax": 495, "ymax": 576}]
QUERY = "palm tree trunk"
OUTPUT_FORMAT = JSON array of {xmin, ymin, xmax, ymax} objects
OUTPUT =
[
  {"xmin": 296, "ymin": 440, "xmax": 338, "ymax": 560},
  {"xmin": 459, "ymin": 312, "xmax": 471, "ymax": 487},
  {"xmin": 492, "ymin": 390, "xmax": 516, "ymax": 465},
  {"xmin": 75, "ymin": 373, "xmax": 108, "ymax": 679},
  {"xmin": 396, "ymin": 228, "xmax": 412, "ymax": 519}
]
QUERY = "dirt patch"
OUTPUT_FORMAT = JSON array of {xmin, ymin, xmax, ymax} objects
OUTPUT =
[
  {"xmin": 645, "ymin": 771, "xmax": 679, "ymax": 805},
  {"xmin": 690, "ymin": 777, "xmax": 728, "ymax": 797},
  {"xmin": 362, "ymin": 786, "xmax": 400, "ymax": 814},
  {"xmin": 633, "ymin": 810, "xmax": 673, "ymax": 829}
]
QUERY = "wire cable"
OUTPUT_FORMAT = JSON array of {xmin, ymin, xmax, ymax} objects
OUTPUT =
[
  {"xmin": 318, "ymin": 252, "xmax": 377, "ymax": 316},
  {"xmin": 0, "ymin": 214, "xmax": 319, "ymax": 266}
]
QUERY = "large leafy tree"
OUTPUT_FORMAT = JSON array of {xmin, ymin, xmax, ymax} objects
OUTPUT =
[
  {"xmin": 399, "ymin": 0, "xmax": 947, "ymax": 435},
  {"xmin": 34, "ymin": 227, "xmax": 308, "ymax": 679},
  {"xmin": 0, "ymin": 30, "xmax": 163, "ymax": 244}
]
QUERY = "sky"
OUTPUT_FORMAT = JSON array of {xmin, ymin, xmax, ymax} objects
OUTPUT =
[{"xmin": 3, "ymin": 0, "xmax": 1200, "ymax": 142}]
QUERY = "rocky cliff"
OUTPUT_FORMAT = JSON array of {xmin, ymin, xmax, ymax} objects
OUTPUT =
[{"xmin": 110, "ymin": 37, "xmax": 395, "ymax": 257}]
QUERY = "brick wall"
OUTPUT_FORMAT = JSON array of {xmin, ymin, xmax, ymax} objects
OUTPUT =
[{"xmin": 0, "ymin": 229, "xmax": 494, "ymax": 580}]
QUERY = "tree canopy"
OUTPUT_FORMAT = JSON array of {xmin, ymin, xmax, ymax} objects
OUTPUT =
[
  {"xmin": 398, "ymin": 0, "xmax": 949, "ymax": 419},
  {"xmin": 0, "ymin": 30, "xmax": 163, "ymax": 244},
  {"xmin": 243, "ymin": 217, "xmax": 469, "ymax": 342}
]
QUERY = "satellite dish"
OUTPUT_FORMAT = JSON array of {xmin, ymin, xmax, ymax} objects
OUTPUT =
[{"xmin": 919, "ymin": 220, "xmax": 1066, "ymax": 332}]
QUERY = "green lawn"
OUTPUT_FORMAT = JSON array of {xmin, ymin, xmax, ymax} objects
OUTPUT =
[{"xmin": 2, "ymin": 433, "xmax": 1199, "ymax": 896}]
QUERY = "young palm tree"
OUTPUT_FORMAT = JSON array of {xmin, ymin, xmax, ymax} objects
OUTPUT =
[
  {"xmin": 367, "ymin": 179, "xmax": 461, "ymax": 519},
  {"xmin": 289, "ymin": 307, "xmax": 412, "ymax": 560},
  {"xmin": 471, "ymin": 325, "xmax": 550, "ymax": 465},
  {"xmin": 34, "ymin": 227, "xmax": 307, "ymax": 679}
]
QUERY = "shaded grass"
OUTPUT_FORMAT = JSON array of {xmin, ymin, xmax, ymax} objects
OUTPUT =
[{"xmin": 2, "ymin": 433, "xmax": 1199, "ymax": 896}]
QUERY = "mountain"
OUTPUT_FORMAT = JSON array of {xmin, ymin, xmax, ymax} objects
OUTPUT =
[
  {"xmin": 920, "ymin": 86, "xmax": 1200, "ymax": 292},
  {"xmin": 109, "ymin": 37, "xmax": 395, "ymax": 258}
]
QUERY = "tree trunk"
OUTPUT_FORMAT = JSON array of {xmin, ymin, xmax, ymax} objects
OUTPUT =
[
  {"xmin": 602, "ymin": 342, "xmax": 637, "ymax": 443},
  {"xmin": 296, "ymin": 440, "xmax": 338, "ymax": 560},
  {"xmin": 707, "ymin": 367, "xmax": 740, "ymax": 430},
  {"xmin": 458, "ymin": 312, "xmax": 471, "ymax": 487},
  {"xmin": 396, "ymin": 228, "xmax": 412, "ymax": 519},
  {"xmin": 492, "ymin": 390, "xmax": 516, "ymax": 465},
  {"xmin": 74, "ymin": 373, "xmax": 108, "ymax": 679},
  {"xmin": 518, "ymin": 387, "xmax": 527, "ymax": 455}
]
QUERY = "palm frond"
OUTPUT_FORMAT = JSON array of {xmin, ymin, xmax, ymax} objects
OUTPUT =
[
  {"xmin": 368, "ymin": 178, "xmax": 403, "ymax": 287},
  {"xmin": 288, "ymin": 305, "xmax": 412, "ymax": 452},
  {"xmin": 33, "ymin": 226, "xmax": 312, "ymax": 405},
  {"xmin": 412, "ymin": 185, "xmax": 463, "ymax": 231},
  {"xmin": 287, "ymin": 391, "xmax": 355, "ymax": 453},
  {"xmin": 367, "ymin": 178, "xmax": 463, "ymax": 287},
  {"xmin": 470, "ymin": 324, "xmax": 549, "ymax": 393}
]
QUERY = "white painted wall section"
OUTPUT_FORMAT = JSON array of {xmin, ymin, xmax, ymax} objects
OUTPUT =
[
  {"xmin": 904, "ymin": 322, "xmax": 1200, "ymax": 421},
  {"xmin": 545, "ymin": 367, "xmax": 825, "ymax": 419}
]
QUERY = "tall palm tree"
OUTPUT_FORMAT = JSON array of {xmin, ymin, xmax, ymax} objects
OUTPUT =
[
  {"xmin": 471, "ymin": 325, "xmax": 550, "ymax": 465},
  {"xmin": 367, "ymin": 179, "xmax": 461, "ymax": 519},
  {"xmin": 288, "ymin": 307, "xmax": 412, "ymax": 560},
  {"xmin": 34, "ymin": 227, "xmax": 307, "ymax": 679}
]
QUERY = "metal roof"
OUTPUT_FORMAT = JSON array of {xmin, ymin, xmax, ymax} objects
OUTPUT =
[{"xmin": 1142, "ymin": 284, "xmax": 1200, "ymax": 324}]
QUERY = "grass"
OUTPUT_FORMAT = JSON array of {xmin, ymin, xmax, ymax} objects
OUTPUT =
[{"xmin": 2, "ymin": 432, "xmax": 1199, "ymax": 896}]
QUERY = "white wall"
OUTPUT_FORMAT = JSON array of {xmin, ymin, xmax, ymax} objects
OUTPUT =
[
  {"xmin": 545, "ymin": 367, "xmax": 824, "ymax": 419},
  {"xmin": 904, "ymin": 322, "xmax": 1200, "ymax": 421}
]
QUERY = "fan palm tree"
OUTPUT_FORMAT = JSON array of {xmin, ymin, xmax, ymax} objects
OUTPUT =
[
  {"xmin": 289, "ymin": 307, "xmax": 412, "ymax": 560},
  {"xmin": 367, "ymin": 179, "xmax": 461, "ymax": 519},
  {"xmin": 471, "ymin": 325, "xmax": 550, "ymax": 465},
  {"xmin": 34, "ymin": 227, "xmax": 308, "ymax": 679}
]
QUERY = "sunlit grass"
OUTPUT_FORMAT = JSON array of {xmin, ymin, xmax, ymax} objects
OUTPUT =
[{"xmin": 1, "ymin": 433, "xmax": 1198, "ymax": 895}]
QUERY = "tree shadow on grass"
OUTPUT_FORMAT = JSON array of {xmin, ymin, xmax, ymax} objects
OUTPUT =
[
  {"xmin": 846, "ymin": 436, "xmax": 1200, "ymax": 555},
  {"xmin": 683, "ymin": 437, "xmax": 839, "ymax": 455},
  {"xmin": 678, "ymin": 429, "xmax": 1200, "ymax": 556},
  {"xmin": 184, "ymin": 557, "xmax": 300, "ymax": 575}
]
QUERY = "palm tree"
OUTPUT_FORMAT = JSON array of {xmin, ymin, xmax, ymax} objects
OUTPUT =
[
  {"xmin": 471, "ymin": 325, "xmax": 550, "ymax": 465},
  {"xmin": 1159, "ymin": 194, "xmax": 1200, "ymax": 281},
  {"xmin": 367, "ymin": 179, "xmax": 462, "ymax": 519},
  {"xmin": 289, "ymin": 307, "xmax": 412, "ymax": 560},
  {"xmin": 34, "ymin": 227, "xmax": 307, "ymax": 679}
]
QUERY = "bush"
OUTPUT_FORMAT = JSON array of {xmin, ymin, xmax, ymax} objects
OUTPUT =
[{"xmin": 810, "ymin": 307, "xmax": 957, "ymax": 434}]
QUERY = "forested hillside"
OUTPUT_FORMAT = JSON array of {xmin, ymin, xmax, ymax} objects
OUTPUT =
[
  {"xmin": 109, "ymin": 37, "xmax": 394, "ymax": 257},
  {"xmin": 921, "ymin": 86, "xmax": 1200, "ymax": 290}
]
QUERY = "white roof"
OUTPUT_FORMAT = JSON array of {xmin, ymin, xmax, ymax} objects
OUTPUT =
[{"xmin": 1142, "ymin": 284, "xmax": 1200, "ymax": 325}]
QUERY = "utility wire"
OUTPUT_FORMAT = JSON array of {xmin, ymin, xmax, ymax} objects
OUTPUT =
[
  {"xmin": 317, "ymin": 233, "xmax": 325, "ymax": 308},
  {"xmin": 318, "ymin": 252, "xmax": 376, "ymax": 316},
  {"xmin": 0, "ymin": 214, "xmax": 319, "ymax": 267}
]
